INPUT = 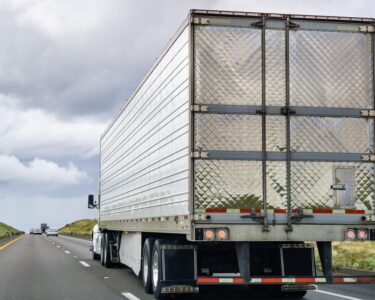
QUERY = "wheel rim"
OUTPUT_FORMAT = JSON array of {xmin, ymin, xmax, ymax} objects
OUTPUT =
[
  {"xmin": 143, "ymin": 249, "xmax": 148, "ymax": 284},
  {"xmin": 152, "ymin": 250, "xmax": 159, "ymax": 288}
]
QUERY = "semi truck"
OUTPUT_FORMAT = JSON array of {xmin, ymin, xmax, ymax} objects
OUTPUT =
[
  {"xmin": 40, "ymin": 223, "xmax": 48, "ymax": 233},
  {"xmin": 88, "ymin": 9, "xmax": 375, "ymax": 299}
]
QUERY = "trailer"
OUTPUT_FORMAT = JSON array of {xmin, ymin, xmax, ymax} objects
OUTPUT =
[{"xmin": 88, "ymin": 9, "xmax": 375, "ymax": 299}]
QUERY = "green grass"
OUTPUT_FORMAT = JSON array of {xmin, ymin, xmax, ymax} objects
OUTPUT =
[
  {"xmin": 0, "ymin": 222, "xmax": 21, "ymax": 239},
  {"xmin": 314, "ymin": 241, "xmax": 375, "ymax": 272},
  {"xmin": 59, "ymin": 219, "xmax": 97, "ymax": 237},
  {"xmin": 332, "ymin": 241, "xmax": 375, "ymax": 271}
]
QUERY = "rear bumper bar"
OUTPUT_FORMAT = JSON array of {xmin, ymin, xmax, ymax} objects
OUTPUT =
[{"xmin": 196, "ymin": 276, "xmax": 375, "ymax": 285}]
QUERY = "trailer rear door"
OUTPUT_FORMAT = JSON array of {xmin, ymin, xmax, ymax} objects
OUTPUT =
[{"xmin": 192, "ymin": 15, "xmax": 375, "ymax": 224}]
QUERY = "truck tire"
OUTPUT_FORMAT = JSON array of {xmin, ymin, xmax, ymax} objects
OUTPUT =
[
  {"xmin": 103, "ymin": 232, "xmax": 113, "ymax": 268},
  {"xmin": 142, "ymin": 238, "xmax": 155, "ymax": 294},
  {"xmin": 151, "ymin": 239, "xmax": 167, "ymax": 299},
  {"xmin": 100, "ymin": 235, "xmax": 105, "ymax": 266},
  {"xmin": 92, "ymin": 250, "xmax": 100, "ymax": 260}
]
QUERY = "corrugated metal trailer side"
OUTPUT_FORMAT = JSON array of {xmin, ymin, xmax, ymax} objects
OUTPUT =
[{"xmin": 99, "ymin": 19, "xmax": 192, "ymax": 234}]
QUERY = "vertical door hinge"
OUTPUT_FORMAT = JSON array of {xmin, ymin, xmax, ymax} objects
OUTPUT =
[
  {"xmin": 191, "ymin": 151, "xmax": 209, "ymax": 159},
  {"xmin": 191, "ymin": 104, "xmax": 209, "ymax": 112},
  {"xmin": 359, "ymin": 25, "xmax": 375, "ymax": 33},
  {"xmin": 286, "ymin": 19, "xmax": 300, "ymax": 29},
  {"xmin": 361, "ymin": 110, "xmax": 375, "ymax": 117},
  {"xmin": 192, "ymin": 17, "xmax": 210, "ymax": 25},
  {"xmin": 361, "ymin": 154, "xmax": 375, "ymax": 162}
]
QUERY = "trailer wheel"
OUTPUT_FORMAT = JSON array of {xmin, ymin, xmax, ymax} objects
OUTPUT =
[
  {"xmin": 142, "ymin": 238, "xmax": 155, "ymax": 294},
  {"xmin": 100, "ymin": 234, "xmax": 105, "ymax": 266},
  {"xmin": 103, "ymin": 232, "xmax": 113, "ymax": 268},
  {"xmin": 151, "ymin": 240, "xmax": 167, "ymax": 299}
]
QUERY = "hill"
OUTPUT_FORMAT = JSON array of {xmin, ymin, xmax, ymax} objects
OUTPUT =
[
  {"xmin": 59, "ymin": 219, "xmax": 97, "ymax": 237},
  {"xmin": 0, "ymin": 222, "xmax": 21, "ymax": 239}
]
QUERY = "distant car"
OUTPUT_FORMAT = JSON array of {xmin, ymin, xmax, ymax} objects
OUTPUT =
[
  {"xmin": 46, "ymin": 229, "xmax": 59, "ymax": 236},
  {"xmin": 33, "ymin": 228, "xmax": 42, "ymax": 235},
  {"xmin": 29, "ymin": 228, "xmax": 34, "ymax": 235}
]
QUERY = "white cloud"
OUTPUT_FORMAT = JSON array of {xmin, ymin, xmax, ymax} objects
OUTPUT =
[
  {"xmin": 0, "ymin": 96, "xmax": 106, "ymax": 159},
  {"xmin": 0, "ymin": 155, "xmax": 87, "ymax": 186}
]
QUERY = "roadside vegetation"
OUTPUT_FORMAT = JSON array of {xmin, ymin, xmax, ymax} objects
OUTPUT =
[
  {"xmin": 332, "ymin": 241, "xmax": 375, "ymax": 271},
  {"xmin": 315, "ymin": 241, "xmax": 375, "ymax": 272},
  {"xmin": 59, "ymin": 219, "xmax": 97, "ymax": 237},
  {"xmin": 0, "ymin": 222, "xmax": 21, "ymax": 239}
]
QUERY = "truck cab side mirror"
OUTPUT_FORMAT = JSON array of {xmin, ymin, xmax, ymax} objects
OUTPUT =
[{"xmin": 88, "ymin": 194, "xmax": 95, "ymax": 209}]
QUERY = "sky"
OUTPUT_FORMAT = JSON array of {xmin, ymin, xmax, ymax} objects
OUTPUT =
[{"xmin": 0, "ymin": 0, "xmax": 374, "ymax": 231}]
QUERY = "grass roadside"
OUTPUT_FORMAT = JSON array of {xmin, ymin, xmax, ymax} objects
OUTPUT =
[
  {"xmin": 332, "ymin": 241, "xmax": 375, "ymax": 271},
  {"xmin": 0, "ymin": 222, "xmax": 22, "ymax": 240},
  {"xmin": 59, "ymin": 219, "xmax": 97, "ymax": 237},
  {"xmin": 314, "ymin": 241, "xmax": 375, "ymax": 272}
]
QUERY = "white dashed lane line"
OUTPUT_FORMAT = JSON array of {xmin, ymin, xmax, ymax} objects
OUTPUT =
[
  {"xmin": 79, "ymin": 261, "xmax": 90, "ymax": 267},
  {"xmin": 64, "ymin": 250, "xmax": 70, "ymax": 254},
  {"xmin": 121, "ymin": 292, "xmax": 140, "ymax": 300}
]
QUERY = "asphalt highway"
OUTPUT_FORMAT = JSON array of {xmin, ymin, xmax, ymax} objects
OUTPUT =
[{"xmin": 0, "ymin": 234, "xmax": 374, "ymax": 300}]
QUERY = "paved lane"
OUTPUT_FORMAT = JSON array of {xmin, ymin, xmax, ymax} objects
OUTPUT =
[
  {"xmin": 0, "ymin": 234, "xmax": 374, "ymax": 300},
  {"xmin": 0, "ymin": 234, "xmax": 123, "ymax": 300}
]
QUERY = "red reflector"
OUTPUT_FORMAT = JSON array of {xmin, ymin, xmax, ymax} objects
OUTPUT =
[
  {"xmin": 345, "ymin": 209, "xmax": 365, "ymax": 214},
  {"xmin": 312, "ymin": 209, "xmax": 333, "ymax": 214},
  {"xmin": 262, "ymin": 278, "xmax": 282, "ymax": 283},
  {"xmin": 295, "ymin": 278, "xmax": 315, "ymax": 283},
  {"xmin": 233, "ymin": 278, "xmax": 245, "ymax": 284},
  {"xmin": 357, "ymin": 277, "xmax": 375, "ymax": 283},
  {"xmin": 333, "ymin": 277, "xmax": 344, "ymax": 283},
  {"xmin": 206, "ymin": 208, "xmax": 226, "ymax": 213},
  {"xmin": 197, "ymin": 277, "xmax": 219, "ymax": 284}
]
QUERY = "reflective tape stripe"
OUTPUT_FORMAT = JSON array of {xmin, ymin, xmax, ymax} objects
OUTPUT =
[
  {"xmin": 197, "ymin": 277, "xmax": 375, "ymax": 285},
  {"xmin": 201, "ymin": 208, "xmax": 372, "ymax": 215}
]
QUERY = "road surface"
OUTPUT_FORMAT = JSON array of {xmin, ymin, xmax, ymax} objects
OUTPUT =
[{"xmin": 0, "ymin": 234, "xmax": 374, "ymax": 300}]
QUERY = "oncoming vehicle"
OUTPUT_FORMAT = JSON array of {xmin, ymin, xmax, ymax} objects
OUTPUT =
[{"xmin": 46, "ymin": 229, "xmax": 59, "ymax": 237}]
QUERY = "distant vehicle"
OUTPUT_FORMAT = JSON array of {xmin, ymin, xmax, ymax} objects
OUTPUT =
[
  {"xmin": 46, "ymin": 229, "xmax": 58, "ymax": 236},
  {"xmin": 29, "ymin": 228, "xmax": 34, "ymax": 235},
  {"xmin": 90, "ymin": 224, "xmax": 101, "ymax": 260},
  {"xmin": 40, "ymin": 223, "xmax": 48, "ymax": 233},
  {"xmin": 33, "ymin": 228, "xmax": 42, "ymax": 235}
]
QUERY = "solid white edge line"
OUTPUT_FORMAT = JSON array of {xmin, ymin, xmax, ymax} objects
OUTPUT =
[
  {"xmin": 79, "ymin": 261, "xmax": 90, "ymax": 267},
  {"xmin": 121, "ymin": 292, "xmax": 140, "ymax": 300},
  {"xmin": 315, "ymin": 289, "xmax": 363, "ymax": 300}
]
